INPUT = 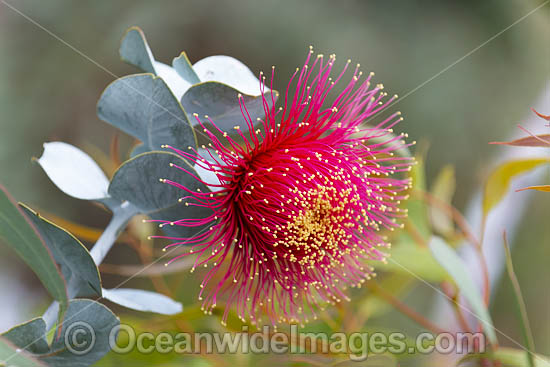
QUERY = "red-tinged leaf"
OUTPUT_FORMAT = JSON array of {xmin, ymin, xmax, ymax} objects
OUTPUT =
[
  {"xmin": 532, "ymin": 108, "xmax": 550, "ymax": 121},
  {"xmin": 517, "ymin": 185, "xmax": 550, "ymax": 192},
  {"xmin": 490, "ymin": 134, "xmax": 550, "ymax": 147}
]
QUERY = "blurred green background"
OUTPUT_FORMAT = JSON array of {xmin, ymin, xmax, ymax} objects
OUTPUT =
[{"xmin": 0, "ymin": 0, "xmax": 548, "ymax": 365}]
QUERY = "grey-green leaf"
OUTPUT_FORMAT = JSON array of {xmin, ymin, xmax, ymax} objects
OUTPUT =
[
  {"xmin": 0, "ymin": 336, "xmax": 46, "ymax": 367},
  {"xmin": 2, "ymin": 318, "xmax": 49, "ymax": 355},
  {"xmin": 148, "ymin": 201, "xmax": 211, "ymax": 238},
  {"xmin": 429, "ymin": 236, "xmax": 497, "ymax": 344},
  {"xmin": 108, "ymin": 152, "xmax": 211, "ymax": 238},
  {"xmin": 109, "ymin": 151, "xmax": 208, "ymax": 213},
  {"xmin": 173, "ymin": 52, "xmax": 200, "ymax": 85},
  {"xmin": 97, "ymin": 74, "xmax": 197, "ymax": 154},
  {"xmin": 181, "ymin": 81, "xmax": 277, "ymax": 132},
  {"xmin": 2, "ymin": 303, "xmax": 118, "ymax": 367},
  {"xmin": 44, "ymin": 300, "xmax": 119, "ymax": 367},
  {"xmin": 19, "ymin": 204, "xmax": 102, "ymax": 298},
  {"xmin": 102, "ymin": 288, "xmax": 182, "ymax": 315},
  {"xmin": 0, "ymin": 185, "xmax": 68, "ymax": 323},
  {"xmin": 129, "ymin": 143, "xmax": 148, "ymax": 158},
  {"xmin": 119, "ymin": 26, "xmax": 155, "ymax": 73}
]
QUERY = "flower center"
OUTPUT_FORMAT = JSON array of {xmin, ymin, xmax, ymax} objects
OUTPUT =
[{"xmin": 272, "ymin": 184, "xmax": 359, "ymax": 269}]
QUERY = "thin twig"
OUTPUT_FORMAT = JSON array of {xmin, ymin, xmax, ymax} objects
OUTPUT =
[
  {"xmin": 419, "ymin": 190, "xmax": 491, "ymax": 306},
  {"xmin": 366, "ymin": 281, "xmax": 447, "ymax": 334}
]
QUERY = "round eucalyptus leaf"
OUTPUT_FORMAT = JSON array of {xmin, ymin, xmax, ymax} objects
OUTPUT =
[
  {"xmin": 119, "ymin": 26, "xmax": 192, "ymax": 99},
  {"xmin": 44, "ymin": 300, "xmax": 119, "ymax": 367},
  {"xmin": 153, "ymin": 61, "xmax": 191, "ymax": 101},
  {"xmin": 2, "ymin": 318, "xmax": 50, "ymax": 355},
  {"xmin": 148, "ymin": 201, "xmax": 212, "ymax": 238},
  {"xmin": 193, "ymin": 55, "xmax": 264, "ymax": 96},
  {"xmin": 108, "ymin": 151, "xmax": 209, "ymax": 214},
  {"xmin": 37, "ymin": 142, "xmax": 109, "ymax": 201},
  {"xmin": 97, "ymin": 74, "xmax": 197, "ymax": 154},
  {"xmin": 181, "ymin": 81, "xmax": 277, "ymax": 132},
  {"xmin": 2, "ymin": 301, "xmax": 119, "ymax": 367}
]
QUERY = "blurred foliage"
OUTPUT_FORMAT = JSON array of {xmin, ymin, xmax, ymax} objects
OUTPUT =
[{"xmin": 0, "ymin": 1, "xmax": 549, "ymax": 366}]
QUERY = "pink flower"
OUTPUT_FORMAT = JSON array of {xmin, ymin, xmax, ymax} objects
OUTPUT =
[{"xmin": 156, "ymin": 49, "xmax": 413, "ymax": 325}]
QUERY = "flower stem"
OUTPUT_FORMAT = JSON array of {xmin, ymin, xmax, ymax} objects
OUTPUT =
[
  {"xmin": 89, "ymin": 203, "xmax": 137, "ymax": 265},
  {"xmin": 420, "ymin": 190, "xmax": 491, "ymax": 306}
]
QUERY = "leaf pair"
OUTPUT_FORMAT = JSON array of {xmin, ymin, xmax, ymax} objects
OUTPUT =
[
  {"xmin": 101, "ymin": 26, "xmax": 277, "ymax": 160},
  {"xmin": 2, "ymin": 300, "xmax": 119, "ymax": 367}
]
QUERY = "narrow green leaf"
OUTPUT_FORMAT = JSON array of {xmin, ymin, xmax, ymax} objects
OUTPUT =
[
  {"xmin": 0, "ymin": 337, "xmax": 46, "ymax": 367},
  {"xmin": 503, "ymin": 233, "xmax": 536, "ymax": 367},
  {"xmin": 19, "ymin": 204, "xmax": 102, "ymax": 298},
  {"xmin": 429, "ymin": 236, "xmax": 497, "ymax": 344},
  {"xmin": 97, "ymin": 74, "xmax": 197, "ymax": 154},
  {"xmin": 0, "ymin": 185, "xmax": 68, "ymax": 323},
  {"xmin": 376, "ymin": 243, "xmax": 449, "ymax": 282},
  {"xmin": 483, "ymin": 158, "xmax": 550, "ymax": 217}
]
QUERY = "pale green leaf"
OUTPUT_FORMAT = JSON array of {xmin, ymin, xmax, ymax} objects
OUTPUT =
[
  {"xmin": 0, "ymin": 336, "xmax": 45, "ymax": 367},
  {"xmin": 375, "ymin": 243, "xmax": 449, "ymax": 282},
  {"xmin": 429, "ymin": 236, "xmax": 497, "ymax": 344}
]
